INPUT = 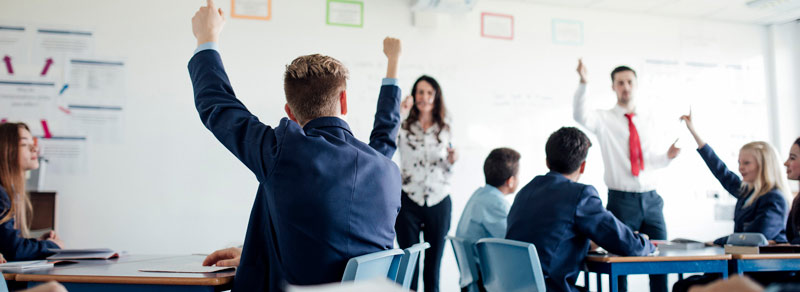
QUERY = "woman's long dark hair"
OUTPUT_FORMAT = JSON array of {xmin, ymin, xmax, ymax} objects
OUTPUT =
[{"xmin": 402, "ymin": 75, "xmax": 449, "ymax": 141}]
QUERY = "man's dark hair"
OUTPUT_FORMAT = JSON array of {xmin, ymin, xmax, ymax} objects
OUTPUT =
[
  {"xmin": 484, "ymin": 148, "xmax": 521, "ymax": 187},
  {"xmin": 610, "ymin": 66, "xmax": 637, "ymax": 82},
  {"xmin": 546, "ymin": 127, "xmax": 592, "ymax": 174}
]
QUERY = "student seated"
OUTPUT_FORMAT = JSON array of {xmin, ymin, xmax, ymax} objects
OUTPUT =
[
  {"xmin": 0, "ymin": 122, "xmax": 63, "ymax": 261},
  {"xmin": 673, "ymin": 113, "xmax": 790, "ymax": 292},
  {"xmin": 189, "ymin": 1, "xmax": 404, "ymax": 290},
  {"xmin": 455, "ymin": 147, "xmax": 520, "ymax": 242},
  {"xmin": 784, "ymin": 137, "xmax": 800, "ymax": 244},
  {"xmin": 680, "ymin": 111, "xmax": 789, "ymax": 246},
  {"xmin": 505, "ymin": 127, "xmax": 655, "ymax": 292}
]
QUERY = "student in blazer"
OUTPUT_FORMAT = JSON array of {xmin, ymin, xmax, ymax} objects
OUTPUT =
[
  {"xmin": 681, "ymin": 111, "xmax": 789, "ymax": 246},
  {"xmin": 0, "ymin": 122, "xmax": 63, "ymax": 261},
  {"xmin": 189, "ymin": 2, "xmax": 404, "ymax": 290},
  {"xmin": 506, "ymin": 127, "xmax": 655, "ymax": 292}
]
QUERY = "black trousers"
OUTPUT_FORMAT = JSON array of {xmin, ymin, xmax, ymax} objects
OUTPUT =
[
  {"xmin": 607, "ymin": 190, "xmax": 668, "ymax": 292},
  {"xmin": 395, "ymin": 193, "xmax": 452, "ymax": 292}
]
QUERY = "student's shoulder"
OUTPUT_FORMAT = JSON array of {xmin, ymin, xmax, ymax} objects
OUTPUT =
[{"xmin": 757, "ymin": 189, "xmax": 788, "ymax": 205}]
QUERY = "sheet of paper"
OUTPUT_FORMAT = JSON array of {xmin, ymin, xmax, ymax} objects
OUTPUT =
[
  {"xmin": 481, "ymin": 13, "xmax": 514, "ymax": 40},
  {"xmin": 139, "ymin": 264, "xmax": 235, "ymax": 273},
  {"xmin": 0, "ymin": 25, "xmax": 30, "ymax": 76},
  {"xmin": 327, "ymin": 0, "xmax": 364, "ymax": 27},
  {"xmin": 38, "ymin": 136, "xmax": 88, "ymax": 175},
  {"xmin": 231, "ymin": 0, "xmax": 271, "ymax": 20},
  {"xmin": 31, "ymin": 28, "xmax": 94, "ymax": 74},
  {"xmin": 0, "ymin": 79, "xmax": 58, "ymax": 126},
  {"xmin": 61, "ymin": 58, "xmax": 126, "ymax": 143},
  {"xmin": 552, "ymin": 19, "xmax": 583, "ymax": 45}
]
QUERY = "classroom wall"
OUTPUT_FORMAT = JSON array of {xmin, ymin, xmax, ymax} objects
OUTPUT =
[
  {"xmin": 769, "ymin": 20, "xmax": 800, "ymax": 183},
  {"xmin": 1, "ymin": 0, "xmax": 791, "ymax": 290}
]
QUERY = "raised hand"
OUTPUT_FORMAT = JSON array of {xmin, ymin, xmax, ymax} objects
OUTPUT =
[
  {"xmin": 400, "ymin": 95, "xmax": 413, "ymax": 115},
  {"xmin": 577, "ymin": 58, "xmax": 588, "ymax": 84},
  {"xmin": 680, "ymin": 108, "xmax": 706, "ymax": 148},
  {"xmin": 383, "ymin": 37, "xmax": 401, "ymax": 79},
  {"xmin": 447, "ymin": 146, "xmax": 458, "ymax": 164},
  {"xmin": 667, "ymin": 139, "xmax": 681, "ymax": 159},
  {"xmin": 192, "ymin": 0, "xmax": 226, "ymax": 45}
]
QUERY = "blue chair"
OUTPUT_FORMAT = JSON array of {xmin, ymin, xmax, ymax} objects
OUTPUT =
[
  {"xmin": 446, "ymin": 236, "xmax": 481, "ymax": 292},
  {"xmin": 395, "ymin": 242, "xmax": 431, "ymax": 290},
  {"xmin": 475, "ymin": 238, "xmax": 546, "ymax": 292},
  {"xmin": 341, "ymin": 249, "xmax": 404, "ymax": 282},
  {"xmin": 0, "ymin": 278, "xmax": 6, "ymax": 292}
]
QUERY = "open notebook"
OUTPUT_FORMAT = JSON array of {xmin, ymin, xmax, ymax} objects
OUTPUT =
[
  {"xmin": 0, "ymin": 260, "xmax": 74, "ymax": 272},
  {"xmin": 46, "ymin": 248, "xmax": 120, "ymax": 260}
]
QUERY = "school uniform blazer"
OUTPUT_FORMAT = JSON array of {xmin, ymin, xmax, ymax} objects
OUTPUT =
[
  {"xmin": 697, "ymin": 144, "xmax": 788, "ymax": 245},
  {"xmin": 0, "ymin": 186, "xmax": 58, "ymax": 261},
  {"xmin": 189, "ymin": 50, "xmax": 402, "ymax": 291},
  {"xmin": 506, "ymin": 171, "xmax": 655, "ymax": 292}
]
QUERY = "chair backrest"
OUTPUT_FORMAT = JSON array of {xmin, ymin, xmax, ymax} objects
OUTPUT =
[
  {"xmin": 446, "ymin": 235, "xmax": 480, "ymax": 288},
  {"xmin": 475, "ymin": 238, "xmax": 546, "ymax": 292},
  {"xmin": 396, "ymin": 242, "xmax": 431, "ymax": 290},
  {"xmin": 0, "ymin": 278, "xmax": 7, "ymax": 292},
  {"xmin": 341, "ymin": 249, "xmax": 404, "ymax": 282}
]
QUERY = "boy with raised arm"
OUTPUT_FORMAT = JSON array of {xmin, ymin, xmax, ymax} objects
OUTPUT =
[{"xmin": 188, "ymin": 1, "xmax": 404, "ymax": 290}]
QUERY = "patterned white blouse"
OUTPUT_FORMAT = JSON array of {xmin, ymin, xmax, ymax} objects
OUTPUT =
[{"xmin": 398, "ymin": 121, "xmax": 454, "ymax": 207}]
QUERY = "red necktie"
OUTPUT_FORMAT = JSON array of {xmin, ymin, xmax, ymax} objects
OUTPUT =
[{"xmin": 625, "ymin": 113, "xmax": 644, "ymax": 176}]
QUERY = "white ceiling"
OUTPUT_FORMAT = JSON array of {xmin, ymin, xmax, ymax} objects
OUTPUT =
[{"xmin": 501, "ymin": 0, "xmax": 800, "ymax": 24}]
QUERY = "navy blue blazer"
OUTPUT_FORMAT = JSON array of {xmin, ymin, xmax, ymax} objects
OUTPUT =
[
  {"xmin": 506, "ymin": 172, "xmax": 654, "ymax": 292},
  {"xmin": 697, "ymin": 145, "xmax": 788, "ymax": 245},
  {"xmin": 0, "ymin": 186, "xmax": 58, "ymax": 261},
  {"xmin": 188, "ymin": 50, "xmax": 402, "ymax": 291}
]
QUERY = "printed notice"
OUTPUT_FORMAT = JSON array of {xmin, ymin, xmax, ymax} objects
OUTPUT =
[
  {"xmin": 552, "ymin": 19, "xmax": 583, "ymax": 46},
  {"xmin": 62, "ymin": 58, "xmax": 126, "ymax": 143},
  {"xmin": 38, "ymin": 136, "xmax": 88, "ymax": 175},
  {"xmin": 31, "ymin": 28, "xmax": 94, "ymax": 72},
  {"xmin": 481, "ymin": 13, "xmax": 513, "ymax": 40},
  {"xmin": 327, "ymin": 0, "xmax": 364, "ymax": 28},
  {"xmin": 231, "ymin": 0, "xmax": 271, "ymax": 20},
  {"xmin": 0, "ymin": 80, "xmax": 57, "ymax": 123},
  {"xmin": 0, "ymin": 26, "xmax": 29, "ymax": 75}
]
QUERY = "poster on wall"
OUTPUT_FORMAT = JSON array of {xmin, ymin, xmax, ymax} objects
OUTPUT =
[
  {"xmin": 552, "ymin": 19, "xmax": 583, "ymax": 46},
  {"xmin": 481, "ymin": 12, "xmax": 514, "ymax": 40},
  {"xmin": 326, "ymin": 0, "xmax": 364, "ymax": 28},
  {"xmin": 231, "ymin": 0, "xmax": 271, "ymax": 21}
]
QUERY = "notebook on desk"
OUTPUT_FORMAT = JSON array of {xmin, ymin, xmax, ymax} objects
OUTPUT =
[
  {"xmin": 0, "ymin": 260, "xmax": 75, "ymax": 272},
  {"xmin": 46, "ymin": 248, "xmax": 120, "ymax": 260},
  {"xmin": 652, "ymin": 238, "xmax": 706, "ymax": 250},
  {"xmin": 724, "ymin": 244, "xmax": 800, "ymax": 254}
]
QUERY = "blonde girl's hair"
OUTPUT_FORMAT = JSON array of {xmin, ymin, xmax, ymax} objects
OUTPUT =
[
  {"xmin": 0, "ymin": 122, "xmax": 34, "ymax": 238},
  {"xmin": 740, "ymin": 141, "xmax": 791, "ymax": 207}
]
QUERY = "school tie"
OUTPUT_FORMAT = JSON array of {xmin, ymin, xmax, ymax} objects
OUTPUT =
[{"xmin": 624, "ymin": 113, "xmax": 644, "ymax": 177}]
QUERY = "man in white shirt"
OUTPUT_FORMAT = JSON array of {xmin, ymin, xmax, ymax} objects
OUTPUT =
[{"xmin": 573, "ymin": 59, "xmax": 681, "ymax": 292}]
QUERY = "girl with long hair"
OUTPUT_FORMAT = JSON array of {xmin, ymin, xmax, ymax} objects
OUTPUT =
[
  {"xmin": 784, "ymin": 137, "xmax": 800, "ymax": 244},
  {"xmin": 0, "ymin": 122, "xmax": 63, "ymax": 260},
  {"xmin": 680, "ymin": 112, "xmax": 789, "ymax": 245}
]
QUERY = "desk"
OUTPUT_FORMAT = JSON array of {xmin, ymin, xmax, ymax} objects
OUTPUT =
[
  {"xmin": 7, "ymin": 255, "xmax": 234, "ymax": 292},
  {"xmin": 730, "ymin": 253, "xmax": 800, "ymax": 275},
  {"xmin": 585, "ymin": 248, "xmax": 731, "ymax": 292}
]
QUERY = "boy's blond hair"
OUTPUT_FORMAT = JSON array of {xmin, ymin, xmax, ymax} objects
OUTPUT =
[{"xmin": 284, "ymin": 54, "xmax": 349, "ymax": 124}]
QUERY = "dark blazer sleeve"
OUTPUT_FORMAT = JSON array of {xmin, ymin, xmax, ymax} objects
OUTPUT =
[
  {"xmin": 0, "ymin": 188, "xmax": 58, "ymax": 261},
  {"xmin": 368, "ymin": 84, "xmax": 401, "ymax": 158},
  {"xmin": 744, "ymin": 191, "xmax": 788, "ymax": 241},
  {"xmin": 698, "ymin": 144, "xmax": 744, "ymax": 199},
  {"xmin": 575, "ymin": 185, "xmax": 655, "ymax": 256},
  {"xmin": 188, "ymin": 50, "xmax": 279, "ymax": 181}
]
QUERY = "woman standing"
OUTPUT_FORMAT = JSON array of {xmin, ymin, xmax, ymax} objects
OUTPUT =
[
  {"xmin": 0, "ymin": 122, "xmax": 63, "ymax": 261},
  {"xmin": 396, "ymin": 75, "xmax": 457, "ymax": 292}
]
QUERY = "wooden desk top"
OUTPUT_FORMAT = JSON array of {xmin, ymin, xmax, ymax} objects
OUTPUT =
[
  {"xmin": 731, "ymin": 253, "xmax": 800, "ymax": 260},
  {"xmin": 586, "ymin": 247, "xmax": 731, "ymax": 263},
  {"xmin": 13, "ymin": 255, "xmax": 235, "ymax": 286}
]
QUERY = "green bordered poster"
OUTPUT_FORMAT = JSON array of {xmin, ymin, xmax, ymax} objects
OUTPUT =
[{"xmin": 326, "ymin": 0, "xmax": 364, "ymax": 28}]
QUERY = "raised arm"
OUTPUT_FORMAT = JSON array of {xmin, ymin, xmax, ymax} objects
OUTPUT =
[
  {"xmin": 189, "ymin": 0, "xmax": 277, "ymax": 181},
  {"xmin": 681, "ymin": 111, "xmax": 743, "ymax": 197},
  {"xmin": 575, "ymin": 186, "xmax": 655, "ymax": 256},
  {"xmin": 573, "ymin": 59, "xmax": 599, "ymax": 133},
  {"xmin": 368, "ymin": 37, "xmax": 403, "ymax": 157}
]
